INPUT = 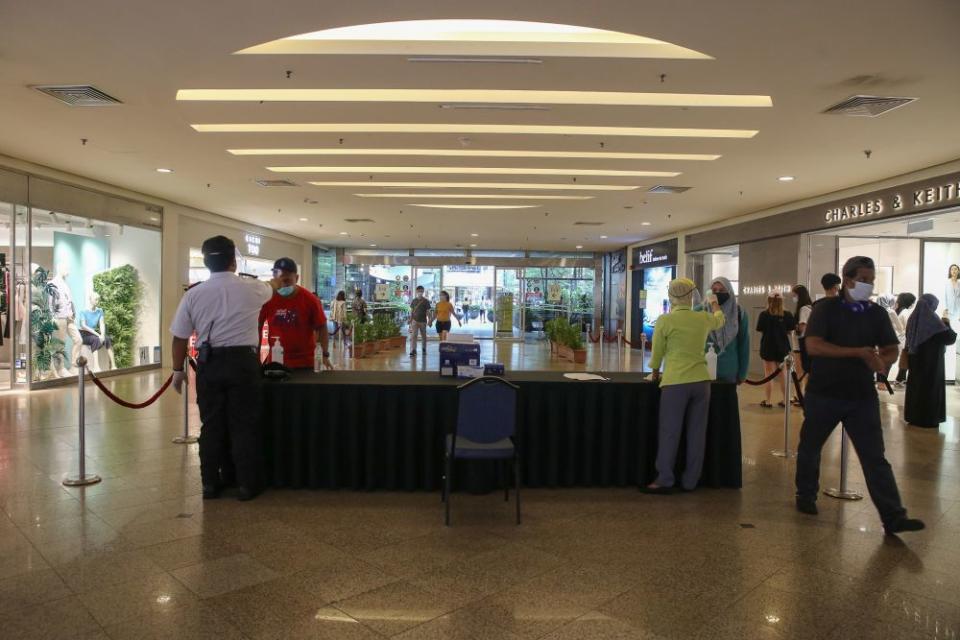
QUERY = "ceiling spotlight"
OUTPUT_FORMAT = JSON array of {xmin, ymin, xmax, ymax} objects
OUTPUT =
[
  {"xmin": 156, "ymin": 168, "xmax": 174, "ymax": 173},
  {"xmin": 778, "ymin": 175, "xmax": 795, "ymax": 182},
  {"xmin": 470, "ymin": 243, "xmax": 477, "ymax": 247},
  {"xmin": 299, "ymin": 217, "xmax": 308, "ymax": 221},
  {"xmin": 575, "ymin": 245, "xmax": 584, "ymax": 249},
  {"xmin": 641, "ymin": 221, "xmax": 652, "ymax": 226},
  {"xmin": 369, "ymin": 243, "xmax": 377, "ymax": 247},
  {"xmin": 339, "ymin": 231, "xmax": 349, "ymax": 235},
  {"xmin": 600, "ymin": 235, "xmax": 608, "ymax": 239},
  {"xmin": 149, "ymin": 216, "xmax": 159, "ymax": 222},
  {"xmin": 470, "ymin": 233, "xmax": 479, "ymax": 237}
]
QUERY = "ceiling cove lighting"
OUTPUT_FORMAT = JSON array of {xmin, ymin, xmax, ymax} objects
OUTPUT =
[
  {"xmin": 310, "ymin": 181, "xmax": 640, "ymax": 191},
  {"xmin": 269, "ymin": 166, "xmax": 680, "ymax": 178},
  {"xmin": 353, "ymin": 193, "xmax": 593, "ymax": 200},
  {"xmin": 778, "ymin": 175, "xmax": 796, "ymax": 182},
  {"xmin": 229, "ymin": 148, "xmax": 720, "ymax": 161},
  {"xmin": 177, "ymin": 89, "xmax": 772, "ymax": 109},
  {"xmin": 407, "ymin": 56, "xmax": 543, "ymax": 64},
  {"xmin": 193, "ymin": 123, "xmax": 758, "ymax": 139},
  {"xmin": 410, "ymin": 204, "xmax": 540, "ymax": 210},
  {"xmin": 156, "ymin": 167, "xmax": 174, "ymax": 173},
  {"xmin": 234, "ymin": 20, "xmax": 713, "ymax": 59}
]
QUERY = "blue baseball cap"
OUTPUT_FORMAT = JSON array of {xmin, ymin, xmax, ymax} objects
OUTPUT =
[{"xmin": 272, "ymin": 257, "xmax": 298, "ymax": 274}]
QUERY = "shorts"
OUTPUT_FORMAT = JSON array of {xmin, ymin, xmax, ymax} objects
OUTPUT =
[
  {"xmin": 435, "ymin": 320, "xmax": 451, "ymax": 334},
  {"xmin": 80, "ymin": 330, "xmax": 113, "ymax": 352}
]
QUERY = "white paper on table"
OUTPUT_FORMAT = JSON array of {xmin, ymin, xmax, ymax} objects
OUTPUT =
[{"xmin": 563, "ymin": 373, "xmax": 609, "ymax": 381}]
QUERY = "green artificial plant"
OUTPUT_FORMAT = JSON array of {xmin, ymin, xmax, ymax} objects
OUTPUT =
[
  {"xmin": 93, "ymin": 264, "xmax": 143, "ymax": 368},
  {"xmin": 30, "ymin": 267, "xmax": 65, "ymax": 375}
]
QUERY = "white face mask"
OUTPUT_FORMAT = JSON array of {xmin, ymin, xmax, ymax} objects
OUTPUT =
[{"xmin": 847, "ymin": 281, "xmax": 874, "ymax": 301}]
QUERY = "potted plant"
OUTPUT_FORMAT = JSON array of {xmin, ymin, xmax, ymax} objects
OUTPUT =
[
  {"xmin": 550, "ymin": 318, "xmax": 587, "ymax": 364},
  {"xmin": 544, "ymin": 318, "xmax": 559, "ymax": 354},
  {"xmin": 350, "ymin": 322, "xmax": 369, "ymax": 358}
]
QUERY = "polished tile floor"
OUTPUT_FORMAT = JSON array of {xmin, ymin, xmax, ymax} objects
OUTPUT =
[{"xmin": 1, "ymin": 340, "xmax": 958, "ymax": 639}]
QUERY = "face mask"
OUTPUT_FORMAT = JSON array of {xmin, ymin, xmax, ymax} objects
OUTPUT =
[
  {"xmin": 278, "ymin": 285, "xmax": 295, "ymax": 297},
  {"xmin": 715, "ymin": 292, "xmax": 730, "ymax": 305},
  {"xmin": 847, "ymin": 281, "xmax": 873, "ymax": 301}
]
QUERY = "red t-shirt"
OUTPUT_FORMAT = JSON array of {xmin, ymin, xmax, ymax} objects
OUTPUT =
[{"xmin": 259, "ymin": 286, "xmax": 327, "ymax": 368}]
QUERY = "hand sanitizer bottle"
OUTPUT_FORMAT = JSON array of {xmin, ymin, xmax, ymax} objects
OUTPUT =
[
  {"xmin": 705, "ymin": 342, "xmax": 718, "ymax": 380},
  {"xmin": 314, "ymin": 344, "xmax": 324, "ymax": 373},
  {"xmin": 271, "ymin": 337, "xmax": 284, "ymax": 366}
]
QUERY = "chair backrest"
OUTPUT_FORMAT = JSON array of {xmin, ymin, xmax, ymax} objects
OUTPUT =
[{"xmin": 454, "ymin": 376, "xmax": 518, "ymax": 444}]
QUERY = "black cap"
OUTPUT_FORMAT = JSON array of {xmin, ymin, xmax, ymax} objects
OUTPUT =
[{"xmin": 273, "ymin": 257, "xmax": 298, "ymax": 273}]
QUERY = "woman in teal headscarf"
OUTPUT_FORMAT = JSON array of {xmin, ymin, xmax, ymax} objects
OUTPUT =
[{"xmin": 706, "ymin": 277, "xmax": 750, "ymax": 384}]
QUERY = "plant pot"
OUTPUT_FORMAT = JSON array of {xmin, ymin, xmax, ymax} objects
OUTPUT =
[
  {"xmin": 378, "ymin": 339, "xmax": 389, "ymax": 352},
  {"xmin": 557, "ymin": 343, "xmax": 587, "ymax": 364},
  {"xmin": 350, "ymin": 343, "xmax": 364, "ymax": 359},
  {"xmin": 397, "ymin": 336, "xmax": 407, "ymax": 350},
  {"xmin": 549, "ymin": 340, "xmax": 557, "ymax": 355},
  {"xmin": 364, "ymin": 342, "xmax": 377, "ymax": 357},
  {"xmin": 391, "ymin": 335, "xmax": 404, "ymax": 349}
]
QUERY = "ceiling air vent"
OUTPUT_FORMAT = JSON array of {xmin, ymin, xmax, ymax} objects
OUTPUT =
[
  {"xmin": 823, "ymin": 95, "xmax": 916, "ymax": 117},
  {"xmin": 648, "ymin": 185, "xmax": 691, "ymax": 194},
  {"xmin": 344, "ymin": 218, "xmax": 375, "ymax": 223},
  {"xmin": 32, "ymin": 84, "xmax": 122, "ymax": 106},
  {"xmin": 573, "ymin": 221, "xmax": 604, "ymax": 226},
  {"xmin": 255, "ymin": 179, "xmax": 297, "ymax": 187}
]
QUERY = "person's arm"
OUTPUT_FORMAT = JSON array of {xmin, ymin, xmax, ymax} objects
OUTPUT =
[
  {"xmin": 649, "ymin": 322, "xmax": 666, "ymax": 381},
  {"xmin": 737, "ymin": 309, "xmax": 751, "ymax": 383},
  {"xmin": 314, "ymin": 299, "xmax": 333, "ymax": 369}
]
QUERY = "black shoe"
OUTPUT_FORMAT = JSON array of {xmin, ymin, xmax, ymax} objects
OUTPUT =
[
  {"xmin": 796, "ymin": 497, "xmax": 818, "ymax": 515},
  {"xmin": 410, "ymin": 351, "xmax": 417, "ymax": 357},
  {"xmin": 884, "ymin": 517, "xmax": 925, "ymax": 535},
  {"xmin": 202, "ymin": 484, "xmax": 222, "ymax": 500},
  {"xmin": 639, "ymin": 485, "xmax": 675, "ymax": 495},
  {"xmin": 237, "ymin": 486, "xmax": 261, "ymax": 502}
]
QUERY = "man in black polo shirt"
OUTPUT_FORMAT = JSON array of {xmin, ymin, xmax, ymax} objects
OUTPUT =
[{"xmin": 796, "ymin": 255, "xmax": 924, "ymax": 535}]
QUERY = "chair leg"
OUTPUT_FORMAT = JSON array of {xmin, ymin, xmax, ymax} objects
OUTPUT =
[
  {"xmin": 514, "ymin": 456, "xmax": 521, "ymax": 525},
  {"xmin": 502, "ymin": 460, "xmax": 509, "ymax": 502},
  {"xmin": 444, "ymin": 456, "xmax": 452, "ymax": 526}
]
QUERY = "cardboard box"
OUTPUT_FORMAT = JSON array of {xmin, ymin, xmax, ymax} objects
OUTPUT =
[{"xmin": 439, "ymin": 341, "xmax": 481, "ymax": 377}]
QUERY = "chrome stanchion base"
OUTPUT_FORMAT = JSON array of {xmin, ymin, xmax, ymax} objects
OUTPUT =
[
  {"xmin": 172, "ymin": 435, "xmax": 199, "ymax": 444},
  {"xmin": 770, "ymin": 449, "xmax": 795, "ymax": 458},
  {"xmin": 823, "ymin": 487, "xmax": 863, "ymax": 500},
  {"xmin": 63, "ymin": 473, "xmax": 101, "ymax": 487}
]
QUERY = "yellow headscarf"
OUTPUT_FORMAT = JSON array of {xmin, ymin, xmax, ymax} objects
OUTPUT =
[{"xmin": 668, "ymin": 278, "xmax": 698, "ymax": 307}]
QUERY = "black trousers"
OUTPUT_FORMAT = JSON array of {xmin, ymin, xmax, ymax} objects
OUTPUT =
[
  {"xmin": 795, "ymin": 391, "xmax": 906, "ymax": 525},
  {"xmin": 195, "ymin": 347, "xmax": 262, "ymax": 490}
]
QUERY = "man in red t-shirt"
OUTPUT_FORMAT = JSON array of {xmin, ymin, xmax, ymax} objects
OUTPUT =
[{"xmin": 258, "ymin": 258, "xmax": 333, "ymax": 370}]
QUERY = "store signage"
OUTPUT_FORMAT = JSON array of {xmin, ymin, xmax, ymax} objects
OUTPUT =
[
  {"xmin": 741, "ymin": 284, "xmax": 792, "ymax": 296},
  {"xmin": 825, "ymin": 178, "xmax": 960, "ymax": 225},
  {"xmin": 630, "ymin": 238, "xmax": 678, "ymax": 269},
  {"xmin": 245, "ymin": 233, "xmax": 261, "ymax": 256}
]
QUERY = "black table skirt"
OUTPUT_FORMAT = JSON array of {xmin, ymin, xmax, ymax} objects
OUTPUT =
[{"xmin": 261, "ymin": 371, "xmax": 742, "ymax": 491}]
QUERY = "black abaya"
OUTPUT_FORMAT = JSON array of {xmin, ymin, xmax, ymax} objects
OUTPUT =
[{"xmin": 904, "ymin": 327, "xmax": 958, "ymax": 428}]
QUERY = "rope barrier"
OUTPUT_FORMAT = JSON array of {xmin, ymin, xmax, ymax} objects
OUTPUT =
[
  {"xmin": 88, "ymin": 370, "xmax": 174, "ymax": 409},
  {"xmin": 742, "ymin": 364, "xmax": 785, "ymax": 387},
  {"xmin": 791, "ymin": 370, "xmax": 805, "ymax": 408}
]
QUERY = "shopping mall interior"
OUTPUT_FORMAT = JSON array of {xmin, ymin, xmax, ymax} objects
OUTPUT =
[{"xmin": 1, "ymin": 2, "xmax": 959, "ymax": 638}]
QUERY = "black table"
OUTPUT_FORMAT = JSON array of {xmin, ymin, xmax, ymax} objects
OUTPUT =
[{"xmin": 261, "ymin": 371, "xmax": 742, "ymax": 491}]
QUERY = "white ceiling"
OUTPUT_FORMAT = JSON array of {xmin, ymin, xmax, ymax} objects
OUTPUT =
[{"xmin": 2, "ymin": 0, "xmax": 959, "ymax": 251}]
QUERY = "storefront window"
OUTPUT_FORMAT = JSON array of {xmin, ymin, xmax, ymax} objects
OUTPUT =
[
  {"xmin": 29, "ymin": 208, "xmax": 161, "ymax": 382},
  {"xmin": 312, "ymin": 247, "xmax": 337, "ymax": 302}
]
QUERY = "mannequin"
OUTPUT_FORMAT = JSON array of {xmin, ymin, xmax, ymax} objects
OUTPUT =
[
  {"xmin": 945, "ymin": 264, "xmax": 960, "ymax": 320},
  {"xmin": 48, "ymin": 263, "xmax": 81, "ymax": 376},
  {"xmin": 78, "ymin": 293, "xmax": 116, "ymax": 372}
]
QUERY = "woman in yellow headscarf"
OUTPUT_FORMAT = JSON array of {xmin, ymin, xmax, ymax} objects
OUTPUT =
[{"xmin": 643, "ymin": 278, "xmax": 725, "ymax": 494}]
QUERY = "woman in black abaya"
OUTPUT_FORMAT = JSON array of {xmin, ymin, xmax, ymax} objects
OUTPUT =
[{"xmin": 904, "ymin": 294, "xmax": 957, "ymax": 429}]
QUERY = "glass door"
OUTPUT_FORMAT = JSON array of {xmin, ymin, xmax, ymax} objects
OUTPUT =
[
  {"xmin": 442, "ymin": 265, "xmax": 494, "ymax": 339},
  {"xmin": 494, "ymin": 267, "xmax": 522, "ymax": 340}
]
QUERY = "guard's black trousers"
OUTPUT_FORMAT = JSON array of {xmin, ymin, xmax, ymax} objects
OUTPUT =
[
  {"xmin": 195, "ymin": 347, "xmax": 262, "ymax": 490},
  {"xmin": 795, "ymin": 391, "xmax": 907, "ymax": 526}
]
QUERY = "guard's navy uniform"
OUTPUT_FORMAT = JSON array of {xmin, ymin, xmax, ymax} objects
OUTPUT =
[{"xmin": 171, "ymin": 266, "xmax": 272, "ymax": 494}]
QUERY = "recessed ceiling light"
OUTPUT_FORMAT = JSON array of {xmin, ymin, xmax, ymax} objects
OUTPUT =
[
  {"xmin": 229, "ymin": 148, "xmax": 721, "ymax": 161},
  {"xmin": 778, "ymin": 175, "xmax": 795, "ymax": 182},
  {"xmin": 470, "ymin": 233, "xmax": 479, "ymax": 237},
  {"xmin": 236, "ymin": 19, "xmax": 713, "ymax": 60},
  {"xmin": 271, "ymin": 166, "xmax": 679, "ymax": 178},
  {"xmin": 470, "ymin": 243, "xmax": 478, "ymax": 247},
  {"xmin": 311, "ymin": 181, "xmax": 640, "ymax": 191},
  {"xmin": 353, "ymin": 193, "xmax": 593, "ymax": 200},
  {"xmin": 600, "ymin": 235, "xmax": 608, "ymax": 239},
  {"xmin": 192, "ymin": 123, "xmax": 759, "ymax": 139},
  {"xmin": 641, "ymin": 221, "xmax": 652, "ymax": 226},
  {"xmin": 298, "ymin": 217, "xmax": 308, "ymax": 221},
  {"xmin": 410, "ymin": 204, "xmax": 540, "ymax": 210},
  {"xmin": 156, "ymin": 168, "xmax": 173, "ymax": 173},
  {"xmin": 575, "ymin": 245, "xmax": 584, "ymax": 249},
  {"xmin": 339, "ymin": 231, "xmax": 348, "ymax": 235},
  {"xmin": 177, "ymin": 88, "xmax": 772, "ymax": 109},
  {"xmin": 149, "ymin": 217, "xmax": 159, "ymax": 222},
  {"xmin": 369, "ymin": 243, "xmax": 377, "ymax": 247}
]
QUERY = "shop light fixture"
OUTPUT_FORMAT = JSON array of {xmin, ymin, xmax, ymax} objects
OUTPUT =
[
  {"xmin": 230, "ymin": 148, "xmax": 720, "ymax": 161},
  {"xmin": 778, "ymin": 175, "xmax": 795, "ymax": 182},
  {"xmin": 178, "ymin": 88, "xmax": 771, "ymax": 109},
  {"xmin": 575, "ymin": 245, "xmax": 584, "ymax": 249},
  {"xmin": 411, "ymin": 204, "xmax": 540, "ymax": 210},
  {"xmin": 369, "ymin": 243, "xmax": 377, "ymax": 247},
  {"xmin": 310, "ymin": 181, "xmax": 640, "ymax": 191},
  {"xmin": 600, "ymin": 235, "xmax": 608, "ymax": 239},
  {"xmin": 339, "ymin": 231, "xmax": 349, "ymax": 235},
  {"xmin": 353, "ymin": 193, "xmax": 593, "ymax": 200},
  {"xmin": 470, "ymin": 233, "xmax": 479, "ymax": 237},
  {"xmin": 298, "ymin": 217, "xmax": 309, "ymax": 221},
  {"xmin": 641, "ymin": 221, "xmax": 652, "ymax": 226},
  {"xmin": 192, "ymin": 123, "xmax": 759, "ymax": 139},
  {"xmin": 271, "ymin": 166, "xmax": 679, "ymax": 178},
  {"xmin": 156, "ymin": 168, "xmax": 173, "ymax": 173}
]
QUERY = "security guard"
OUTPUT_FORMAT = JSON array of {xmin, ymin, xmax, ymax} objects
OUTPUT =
[{"xmin": 170, "ymin": 235, "xmax": 279, "ymax": 501}]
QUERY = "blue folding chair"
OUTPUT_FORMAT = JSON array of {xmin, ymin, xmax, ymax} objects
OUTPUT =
[{"xmin": 442, "ymin": 376, "xmax": 521, "ymax": 526}]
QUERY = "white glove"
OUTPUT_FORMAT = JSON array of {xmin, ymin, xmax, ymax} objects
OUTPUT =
[{"xmin": 172, "ymin": 369, "xmax": 186, "ymax": 394}]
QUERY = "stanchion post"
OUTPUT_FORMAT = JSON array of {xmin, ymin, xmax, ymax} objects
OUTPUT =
[
  {"xmin": 771, "ymin": 355, "xmax": 795, "ymax": 458},
  {"xmin": 824, "ymin": 428, "xmax": 864, "ymax": 500},
  {"xmin": 616, "ymin": 329, "xmax": 623, "ymax": 372},
  {"xmin": 63, "ymin": 357, "xmax": 101, "ymax": 487},
  {"xmin": 173, "ymin": 356, "xmax": 198, "ymax": 445},
  {"xmin": 639, "ymin": 333, "xmax": 646, "ymax": 375},
  {"xmin": 598, "ymin": 326, "xmax": 605, "ymax": 371}
]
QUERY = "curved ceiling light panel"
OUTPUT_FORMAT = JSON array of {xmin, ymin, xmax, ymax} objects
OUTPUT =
[
  {"xmin": 177, "ymin": 88, "xmax": 770, "ymax": 108},
  {"xmin": 410, "ymin": 204, "xmax": 541, "ymax": 210},
  {"xmin": 354, "ymin": 194, "xmax": 593, "ymax": 200},
  {"xmin": 193, "ymin": 123, "xmax": 758, "ymax": 138},
  {"xmin": 234, "ymin": 19, "xmax": 713, "ymax": 59},
  {"xmin": 229, "ymin": 148, "xmax": 720, "ymax": 161},
  {"xmin": 308, "ymin": 181, "xmax": 640, "ymax": 190},
  {"xmin": 269, "ymin": 166, "xmax": 679, "ymax": 177}
]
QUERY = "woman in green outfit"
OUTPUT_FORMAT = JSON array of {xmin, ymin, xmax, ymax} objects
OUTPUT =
[
  {"xmin": 643, "ymin": 278, "xmax": 725, "ymax": 494},
  {"xmin": 707, "ymin": 276, "xmax": 750, "ymax": 384}
]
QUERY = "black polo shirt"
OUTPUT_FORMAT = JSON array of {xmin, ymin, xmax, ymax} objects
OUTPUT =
[{"xmin": 805, "ymin": 297, "xmax": 898, "ymax": 399}]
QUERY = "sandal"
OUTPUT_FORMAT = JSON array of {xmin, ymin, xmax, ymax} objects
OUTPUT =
[
  {"xmin": 778, "ymin": 401, "xmax": 787, "ymax": 408},
  {"xmin": 760, "ymin": 401, "xmax": 773, "ymax": 408}
]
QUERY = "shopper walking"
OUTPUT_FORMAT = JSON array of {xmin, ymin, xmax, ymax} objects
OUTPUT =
[
  {"xmin": 755, "ymin": 293, "xmax": 796, "ymax": 408},
  {"xmin": 642, "ymin": 278, "xmax": 725, "ymax": 494},
  {"xmin": 706, "ymin": 276, "xmax": 750, "ymax": 384},
  {"xmin": 796, "ymin": 255, "xmax": 923, "ymax": 535},
  {"xmin": 821, "ymin": 273, "xmax": 841, "ymax": 299},
  {"xmin": 258, "ymin": 258, "xmax": 332, "ymax": 371},
  {"xmin": 331, "ymin": 291, "xmax": 347, "ymax": 344},
  {"xmin": 790, "ymin": 285, "xmax": 815, "ymax": 400},
  {"xmin": 409, "ymin": 285, "xmax": 431, "ymax": 356},
  {"xmin": 434, "ymin": 290, "xmax": 461, "ymax": 341},
  {"xmin": 170, "ymin": 235, "xmax": 280, "ymax": 501},
  {"xmin": 351, "ymin": 290, "xmax": 368, "ymax": 324},
  {"xmin": 894, "ymin": 293, "xmax": 916, "ymax": 386},
  {"xmin": 461, "ymin": 296, "xmax": 471, "ymax": 326},
  {"xmin": 904, "ymin": 294, "xmax": 957, "ymax": 428}
]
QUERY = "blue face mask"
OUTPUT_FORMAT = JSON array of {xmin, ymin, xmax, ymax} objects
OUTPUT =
[{"xmin": 278, "ymin": 285, "xmax": 296, "ymax": 297}]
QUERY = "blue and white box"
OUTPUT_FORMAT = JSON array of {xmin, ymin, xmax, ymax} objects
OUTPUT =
[{"xmin": 439, "ymin": 341, "xmax": 481, "ymax": 377}]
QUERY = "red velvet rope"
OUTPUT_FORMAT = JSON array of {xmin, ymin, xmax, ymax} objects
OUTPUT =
[{"xmin": 89, "ymin": 371, "xmax": 174, "ymax": 409}]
